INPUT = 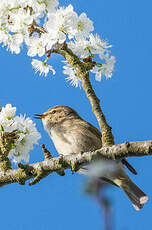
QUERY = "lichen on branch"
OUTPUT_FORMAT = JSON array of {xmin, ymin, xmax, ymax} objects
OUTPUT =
[
  {"xmin": 0, "ymin": 130, "xmax": 18, "ymax": 171},
  {"xmin": 0, "ymin": 140, "xmax": 151, "ymax": 188}
]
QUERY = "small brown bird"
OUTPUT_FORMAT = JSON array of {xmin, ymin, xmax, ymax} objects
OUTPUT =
[{"xmin": 34, "ymin": 105, "xmax": 148, "ymax": 210}]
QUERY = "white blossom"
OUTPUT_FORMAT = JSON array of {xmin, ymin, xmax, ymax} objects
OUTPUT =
[
  {"xmin": 0, "ymin": 30, "xmax": 10, "ymax": 45},
  {"xmin": 7, "ymin": 33, "xmax": 24, "ymax": 54},
  {"xmin": 63, "ymin": 62, "xmax": 81, "ymax": 88},
  {"xmin": 45, "ymin": 13, "xmax": 66, "ymax": 44},
  {"xmin": 26, "ymin": 36, "xmax": 46, "ymax": 57},
  {"xmin": 68, "ymin": 38, "xmax": 91, "ymax": 58},
  {"xmin": 0, "ymin": 104, "xmax": 16, "ymax": 120},
  {"xmin": 43, "ymin": 0, "xmax": 59, "ymax": 13},
  {"xmin": 0, "ymin": 0, "xmax": 116, "ymax": 82},
  {"xmin": 45, "ymin": 5, "xmax": 78, "ymax": 44},
  {"xmin": 8, "ymin": 115, "xmax": 41, "ymax": 163},
  {"xmin": 103, "ymin": 55, "xmax": 116, "ymax": 78},
  {"xmin": 0, "ymin": 104, "xmax": 16, "ymax": 132},
  {"xmin": 32, "ymin": 59, "xmax": 56, "ymax": 76},
  {"xmin": 0, "ymin": 0, "xmax": 47, "ymax": 52},
  {"xmin": 7, "ymin": 8, "xmax": 33, "ymax": 34},
  {"xmin": 68, "ymin": 34, "xmax": 112, "ymax": 59},
  {"xmin": 0, "ymin": 104, "xmax": 41, "ymax": 163},
  {"xmin": 91, "ymin": 55, "xmax": 116, "ymax": 81},
  {"xmin": 89, "ymin": 34, "xmax": 112, "ymax": 58},
  {"xmin": 75, "ymin": 13, "xmax": 94, "ymax": 39},
  {"xmin": 19, "ymin": 0, "xmax": 46, "ymax": 18}
]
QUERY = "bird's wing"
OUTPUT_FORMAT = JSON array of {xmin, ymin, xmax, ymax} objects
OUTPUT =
[{"xmin": 64, "ymin": 119, "xmax": 137, "ymax": 175}]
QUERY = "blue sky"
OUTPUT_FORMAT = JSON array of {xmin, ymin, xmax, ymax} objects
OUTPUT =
[{"xmin": 0, "ymin": 0, "xmax": 152, "ymax": 229}]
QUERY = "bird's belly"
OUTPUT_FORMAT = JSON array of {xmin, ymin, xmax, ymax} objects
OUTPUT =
[{"xmin": 50, "ymin": 131, "xmax": 82, "ymax": 155}]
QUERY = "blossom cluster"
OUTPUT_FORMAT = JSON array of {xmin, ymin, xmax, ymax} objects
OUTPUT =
[
  {"xmin": 0, "ymin": 104, "xmax": 41, "ymax": 163},
  {"xmin": 0, "ymin": 0, "xmax": 115, "ymax": 86}
]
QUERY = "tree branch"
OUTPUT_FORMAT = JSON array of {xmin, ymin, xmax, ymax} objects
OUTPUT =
[
  {"xmin": 28, "ymin": 23, "xmax": 115, "ymax": 146},
  {"xmin": 49, "ymin": 42, "xmax": 115, "ymax": 146},
  {"xmin": 0, "ymin": 140, "xmax": 151, "ymax": 188}
]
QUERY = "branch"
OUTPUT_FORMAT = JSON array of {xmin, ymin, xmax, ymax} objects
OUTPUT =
[
  {"xmin": 47, "ymin": 42, "xmax": 115, "ymax": 146},
  {"xmin": 28, "ymin": 21, "xmax": 46, "ymax": 36},
  {"xmin": 55, "ymin": 43, "xmax": 114, "ymax": 146},
  {"xmin": 28, "ymin": 22, "xmax": 114, "ymax": 147},
  {"xmin": 0, "ymin": 130, "xmax": 19, "ymax": 171},
  {"xmin": 0, "ymin": 140, "xmax": 151, "ymax": 187}
]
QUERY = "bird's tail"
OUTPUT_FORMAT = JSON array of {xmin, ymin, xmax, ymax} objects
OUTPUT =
[
  {"xmin": 80, "ymin": 159, "xmax": 148, "ymax": 210},
  {"xmin": 118, "ymin": 177, "xmax": 148, "ymax": 210}
]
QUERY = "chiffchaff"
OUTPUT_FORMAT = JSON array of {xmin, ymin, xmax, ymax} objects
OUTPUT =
[{"xmin": 34, "ymin": 105, "xmax": 148, "ymax": 210}]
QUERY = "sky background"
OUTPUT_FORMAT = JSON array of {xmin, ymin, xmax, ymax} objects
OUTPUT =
[{"xmin": 0, "ymin": 0, "xmax": 152, "ymax": 229}]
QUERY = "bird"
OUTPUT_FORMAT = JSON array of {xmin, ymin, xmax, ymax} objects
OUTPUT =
[{"xmin": 34, "ymin": 105, "xmax": 148, "ymax": 210}]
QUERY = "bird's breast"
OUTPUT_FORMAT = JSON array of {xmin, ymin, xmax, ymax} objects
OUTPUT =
[
  {"xmin": 49, "ymin": 128, "xmax": 83, "ymax": 155},
  {"xmin": 47, "ymin": 120, "xmax": 102, "ymax": 156}
]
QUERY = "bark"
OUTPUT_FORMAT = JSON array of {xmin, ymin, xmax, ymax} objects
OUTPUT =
[{"xmin": 0, "ymin": 140, "xmax": 151, "ymax": 187}]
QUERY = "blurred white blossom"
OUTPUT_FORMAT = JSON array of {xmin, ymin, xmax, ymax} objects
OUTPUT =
[
  {"xmin": 0, "ymin": 104, "xmax": 41, "ymax": 163},
  {"xmin": 44, "ymin": 0, "xmax": 59, "ymax": 13},
  {"xmin": 81, "ymin": 159, "xmax": 123, "ymax": 181}
]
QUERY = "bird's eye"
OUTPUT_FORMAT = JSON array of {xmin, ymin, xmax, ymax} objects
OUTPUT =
[{"xmin": 51, "ymin": 110, "xmax": 56, "ymax": 114}]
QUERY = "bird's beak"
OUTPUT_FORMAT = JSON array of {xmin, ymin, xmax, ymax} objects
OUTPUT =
[{"xmin": 33, "ymin": 114, "xmax": 44, "ymax": 119}]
